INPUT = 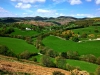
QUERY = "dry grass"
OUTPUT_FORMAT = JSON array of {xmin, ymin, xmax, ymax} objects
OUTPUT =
[{"xmin": 0, "ymin": 55, "xmax": 70, "ymax": 75}]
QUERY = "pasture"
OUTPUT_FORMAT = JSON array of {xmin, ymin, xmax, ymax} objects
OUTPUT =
[
  {"xmin": 11, "ymin": 28, "xmax": 39, "ymax": 36},
  {"xmin": 72, "ymin": 26, "xmax": 100, "ymax": 36},
  {"xmin": 0, "ymin": 37, "xmax": 38, "ymax": 54},
  {"xmin": 67, "ymin": 59, "xmax": 98, "ymax": 73},
  {"xmin": 42, "ymin": 36, "xmax": 100, "ymax": 57}
]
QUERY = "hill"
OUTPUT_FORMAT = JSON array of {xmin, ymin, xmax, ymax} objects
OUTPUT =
[{"xmin": 0, "ymin": 55, "xmax": 70, "ymax": 75}]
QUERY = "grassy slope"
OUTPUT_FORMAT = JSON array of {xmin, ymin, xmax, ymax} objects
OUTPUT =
[
  {"xmin": 11, "ymin": 28, "xmax": 38, "ymax": 36},
  {"xmin": 32, "ymin": 55, "xmax": 98, "ymax": 72},
  {"xmin": 67, "ymin": 59, "xmax": 98, "ymax": 73},
  {"xmin": 73, "ymin": 26, "xmax": 100, "ymax": 35},
  {"xmin": 42, "ymin": 36, "xmax": 100, "ymax": 57},
  {"xmin": 0, "ymin": 37, "xmax": 38, "ymax": 54}
]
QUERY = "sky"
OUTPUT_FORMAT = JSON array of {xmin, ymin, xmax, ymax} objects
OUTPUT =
[{"xmin": 0, "ymin": 0, "xmax": 100, "ymax": 18}]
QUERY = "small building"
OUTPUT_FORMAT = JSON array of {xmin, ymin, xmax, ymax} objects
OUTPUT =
[{"xmin": 26, "ymin": 27, "xmax": 31, "ymax": 30}]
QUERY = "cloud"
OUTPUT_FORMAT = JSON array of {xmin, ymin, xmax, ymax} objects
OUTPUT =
[
  {"xmin": 53, "ymin": 0, "xmax": 66, "ymax": 4},
  {"xmin": 67, "ymin": 0, "xmax": 82, "ymax": 5},
  {"xmin": 86, "ymin": 0, "xmax": 92, "ymax": 2},
  {"xmin": 76, "ymin": 13, "xmax": 95, "ymax": 18},
  {"xmin": 37, "ymin": 9, "xmax": 52, "ymax": 13},
  {"xmin": 11, "ymin": 0, "xmax": 46, "ymax": 3},
  {"xmin": 95, "ymin": 0, "xmax": 100, "ymax": 4},
  {"xmin": 15, "ymin": 3, "xmax": 31, "ymax": 9},
  {"xmin": 0, "ymin": 7, "xmax": 16, "ymax": 17}
]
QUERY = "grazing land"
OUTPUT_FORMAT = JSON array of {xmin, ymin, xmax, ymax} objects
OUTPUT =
[
  {"xmin": 0, "ymin": 37, "xmax": 38, "ymax": 54},
  {"xmin": 43, "ymin": 36, "xmax": 100, "ymax": 57}
]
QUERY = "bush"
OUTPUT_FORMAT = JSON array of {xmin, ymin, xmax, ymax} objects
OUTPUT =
[
  {"xmin": 72, "ymin": 36, "xmax": 79, "ymax": 42},
  {"xmin": 52, "ymin": 71, "xmax": 65, "ymax": 75},
  {"xmin": 46, "ymin": 49, "xmax": 59, "ymax": 58},
  {"xmin": 67, "ymin": 51, "xmax": 79, "ymax": 59},
  {"xmin": 80, "ymin": 54, "xmax": 96, "ymax": 63},
  {"xmin": 55, "ymin": 57, "xmax": 67, "ymax": 69},
  {"xmin": 95, "ymin": 66, "xmax": 100, "ymax": 75},
  {"xmin": 96, "ymin": 57, "xmax": 100, "ymax": 65},
  {"xmin": 19, "ymin": 50, "xmax": 32, "ymax": 59},
  {"xmin": 41, "ymin": 55, "xmax": 55, "ymax": 67}
]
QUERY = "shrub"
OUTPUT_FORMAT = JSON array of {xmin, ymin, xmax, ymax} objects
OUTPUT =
[
  {"xmin": 0, "ymin": 44, "xmax": 16, "ymax": 57},
  {"xmin": 96, "ymin": 57, "xmax": 100, "ymax": 65},
  {"xmin": 52, "ymin": 71, "xmax": 65, "ymax": 75},
  {"xmin": 19, "ymin": 50, "xmax": 32, "ymax": 59},
  {"xmin": 72, "ymin": 36, "xmax": 79, "ymax": 42},
  {"xmin": 41, "ymin": 55, "xmax": 55, "ymax": 67},
  {"xmin": 46, "ymin": 49, "xmax": 59, "ymax": 58},
  {"xmin": 80, "ymin": 54, "xmax": 96, "ymax": 63},
  {"xmin": 55, "ymin": 57, "xmax": 67, "ymax": 69},
  {"xmin": 95, "ymin": 66, "xmax": 100, "ymax": 75},
  {"xmin": 67, "ymin": 51, "xmax": 79, "ymax": 60}
]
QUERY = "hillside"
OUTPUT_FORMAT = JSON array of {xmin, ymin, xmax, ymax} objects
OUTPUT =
[{"xmin": 0, "ymin": 55, "xmax": 70, "ymax": 75}]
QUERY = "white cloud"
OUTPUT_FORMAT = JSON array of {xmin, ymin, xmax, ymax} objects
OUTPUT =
[
  {"xmin": 11, "ymin": 0, "xmax": 46, "ymax": 3},
  {"xmin": 76, "ymin": 14, "xmax": 95, "ymax": 18},
  {"xmin": 53, "ymin": 0, "xmax": 66, "ymax": 4},
  {"xmin": 37, "ymin": 9, "xmax": 52, "ymax": 13},
  {"xmin": 67, "ymin": 0, "xmax": 82, "ymax": 5},
  {"xmin": 86, "ymin": 0, "xmax": 92, "ymax": 2},
  {"xmin": 15, "ymin": 3, "xmax": 31, "ymax": 9},
  {"xmin": 95, "ymin": 0, "xmax": 100, "ymax": 4},
  {"xmin": 0, "ymin": 7, "xmax": 16, "ymax": 17}
]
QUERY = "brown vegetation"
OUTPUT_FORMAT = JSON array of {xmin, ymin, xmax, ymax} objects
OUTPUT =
[{"xmin": 0, "ymin": 55, "xmax": 70, "ymax": 75}]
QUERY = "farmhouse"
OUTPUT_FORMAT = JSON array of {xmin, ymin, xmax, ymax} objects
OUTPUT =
[{"xmin": 26, "ymin": 27, "xmax": 31, "ymax": 30}]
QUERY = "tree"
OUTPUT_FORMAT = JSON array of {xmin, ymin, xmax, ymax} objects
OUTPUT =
[
  {"xmin": 55, "ymin": 57, "xmax": 67, "ymax": 69},
  {"xmin": 67, "ymin": 51, "xmax": 79, "ymax": 59},
  {"xmin": 41, "ymin": 55, "xmax": 55, "ymax": 67},
  {"xmin": 46, "ymin": 49, "xmax": 58, "ymax": 58},
  {"xmin": 60, "ymin": 52, "xmax": 67, "ymax": 58}
]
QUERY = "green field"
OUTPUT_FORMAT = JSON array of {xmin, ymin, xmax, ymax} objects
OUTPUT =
[
  {"xmin": 73, "ymin": 26, "xmax": 100, "ymax": 35},
  {"xmin": 11, "ymin": 28, "xmax": 39, "ymax": 36},
  {"xmin": 31, "ymin": 55, "xmax": 98, "ymax": 72},
  {"xmin": 42, "ymin": 36, "xmax": 100, "ymax": 57},
  {"xmin": 67, "ymin": 59, "xmax": 98, "ymax": 73},
  {"xmin": 0, "ymin": 37, "xmax": 38, "ymax": 54}
]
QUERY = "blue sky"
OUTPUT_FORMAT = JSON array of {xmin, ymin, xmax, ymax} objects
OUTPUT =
[{"xmin": 0, "ymin": 0, "xmax": 100, "ymax": 18}]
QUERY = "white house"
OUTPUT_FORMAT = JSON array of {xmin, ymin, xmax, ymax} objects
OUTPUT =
[{"xmin": 26, "ymin": 27, "xmax": 31, "ymax": 30}]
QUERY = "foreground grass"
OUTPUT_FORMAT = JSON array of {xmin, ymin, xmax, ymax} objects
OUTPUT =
[
  {"xmin": 0, "ymin": 37, "xmax": 38, "ymax": 54},
  {"xmin": 42, "ymin": 36, "xmax": 100, "ymax": 57}
]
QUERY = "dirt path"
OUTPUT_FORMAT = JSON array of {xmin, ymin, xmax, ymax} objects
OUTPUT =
[{"xmin": 0, "ymin": 59, "xmax": 70, "ymax": 75}]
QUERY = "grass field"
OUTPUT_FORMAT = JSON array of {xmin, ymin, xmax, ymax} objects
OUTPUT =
[
  {"xmin": 11, "ymin": 28, "xmax": 39, "ymax": 36},
  {"xmin": 42, "ymin": 36, "xmax": 100, "ymax": 57},
  {"xmin": 67, "ymin": 59, "xmax": 98, "ymax": 73},
  {"xmin": 0, "ymin": 37, "xmax": 38, "ymax": 54},
  {"xmin": 31, "ymin": 55, "xmax": 98, "ymax": 72},
  {"xmin": 72, "ymin": 26, "xmax": 100, "ymax": 35}
]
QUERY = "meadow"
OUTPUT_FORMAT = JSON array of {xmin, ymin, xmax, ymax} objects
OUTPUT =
[
  {"xmin": 67, "ymin": 59, "xmax": 98, "ymax": 73},
  {"xmin": 42, "ymin": 36, "xmax": 100, "ymax": 57},
  {"xmin": 11, "ymin": 28, "xmax": 39, "ymax": 36},
  {"xmin": 0, "ymin": 37, "xmax": 38, "ymax": 54},
  {"xmin": 73, "ymin": 26, "xmax": 100, "ymax": 35},
  {"xmin": 31, "ymin": 55, "xmax": 98, "ymax": 72}
]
